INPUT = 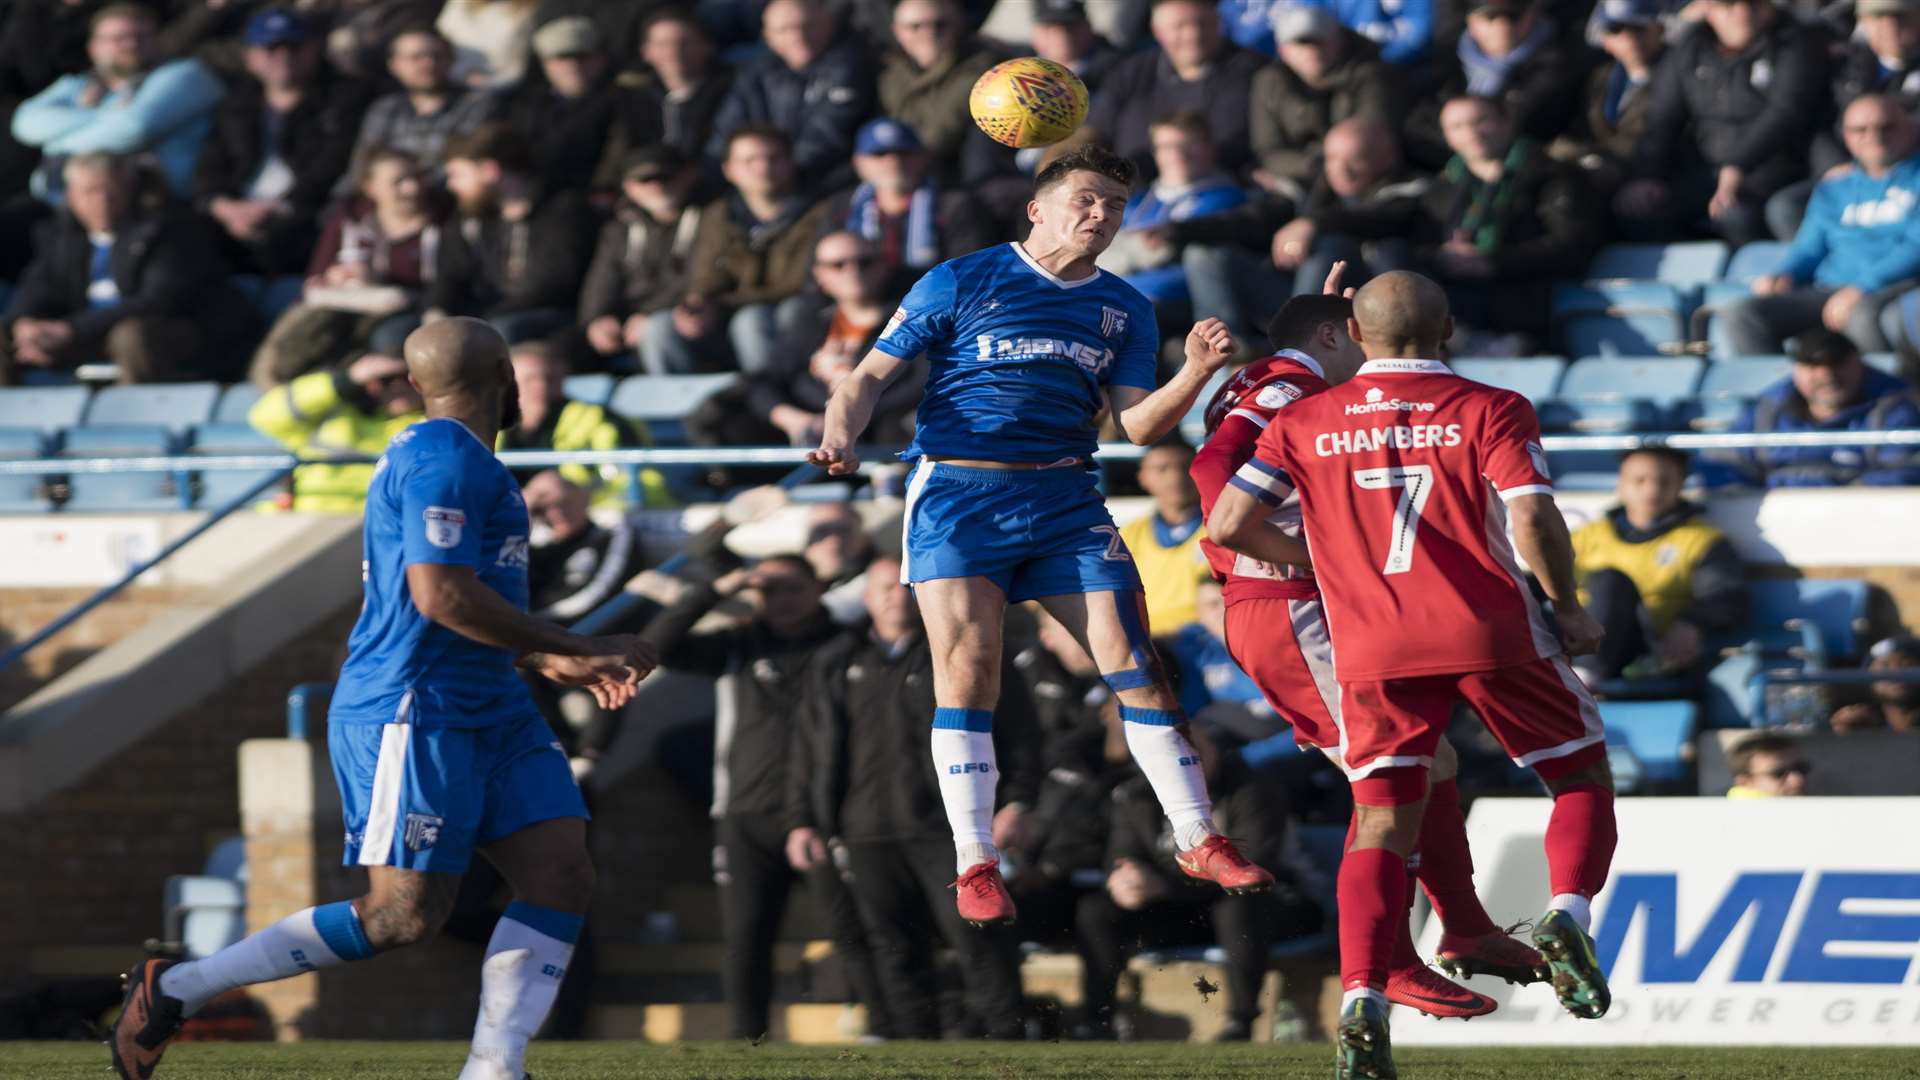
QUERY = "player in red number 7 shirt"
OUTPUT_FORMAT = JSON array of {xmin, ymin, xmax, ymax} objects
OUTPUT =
[
  {"xmin": 1209, "ymin": 273, "xmax": 1616, "ymax": 1080},
  {"xmin": 1189, "ymin": 286, "xmax": 1545, "ymax": 1023}
]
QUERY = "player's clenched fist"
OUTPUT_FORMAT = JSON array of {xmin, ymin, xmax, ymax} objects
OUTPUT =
[
  {"xmin": 1184, "ymin": 318, "xmax": 1235, "ymax": 374},
  {"xmin": 807, "ymin": 442, "xmax": 861, "ymax": 476},
  {"xmin": 1554, "ymin": 606, "xmax": 1605, "ymax": 658}
]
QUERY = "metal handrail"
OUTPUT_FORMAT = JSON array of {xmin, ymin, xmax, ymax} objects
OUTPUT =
[{"xmin": 3, "ymin": 428, "xmax": 1920, "ymax": 476}]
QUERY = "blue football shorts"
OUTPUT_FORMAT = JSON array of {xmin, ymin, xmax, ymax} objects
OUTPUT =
[
  {"xmin": 899, "ymin": 460, "xmax": 1144, "ymax": 602},
  {"xmin": 330, "ymin": 709, "xmax": 588, "ymax": 873}
]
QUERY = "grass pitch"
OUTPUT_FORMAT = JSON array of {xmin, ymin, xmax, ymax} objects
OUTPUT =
[{"xmin": 8, "ymin": 1041, "xmax": 1918, "ymax": 1079}]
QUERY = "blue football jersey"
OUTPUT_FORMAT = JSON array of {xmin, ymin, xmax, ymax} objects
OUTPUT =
[
  {"xmin": 875, "ymin": 243, "xmax": 1160, "ymax": 463},
  {"xmin": 330, "ymin": 418, "xmax": 537, "ymax": 728}
]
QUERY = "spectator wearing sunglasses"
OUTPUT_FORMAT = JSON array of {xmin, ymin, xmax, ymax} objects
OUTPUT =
[{"xmin": 1726, "ymin": 732, "xmax": 1811, "ymax": 797}]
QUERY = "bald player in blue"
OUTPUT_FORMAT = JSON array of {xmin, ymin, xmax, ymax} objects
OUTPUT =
[{"xmin": 809, "ymin": 144, "xmax": 1275, "ymax": 928}]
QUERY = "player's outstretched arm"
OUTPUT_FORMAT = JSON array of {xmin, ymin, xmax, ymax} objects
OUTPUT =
[
  {"xmin": 1206, "ymin": 481, "xmax": 1311, "ymax": 568},
  {"xmin": 1110, "ymin": 318, "xmax": 1237, "ymax": 444},
  {"xmin": 807, "ymin": 347, "xmax": 907, "ymax": 476},
  {"xmin": 1508, "ymin": 493, "xmax": 1604, "ymax": 656},
  {"xmin": 408, "ymin": 563, "xmax": 659, "ymax": 678}
]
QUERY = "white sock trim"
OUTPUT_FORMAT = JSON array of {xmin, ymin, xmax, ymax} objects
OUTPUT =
[{"xmin": 1549, "ymin": 892, "xmax": 1593, "ymax": 933}]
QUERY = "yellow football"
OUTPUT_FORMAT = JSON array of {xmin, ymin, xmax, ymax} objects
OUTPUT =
[{"xmin": 969, "ymin": 56, "xmax": 1089, "ymax": 149}]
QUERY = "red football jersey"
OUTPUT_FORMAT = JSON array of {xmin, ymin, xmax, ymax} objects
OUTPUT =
[
  {"xmin": 1191, "ymin": 350, "xmax": 1330, "ymax": 603},
  {"xmin": 1230, "ymin": 359, "xmax": 1561, "ymax": 681}
]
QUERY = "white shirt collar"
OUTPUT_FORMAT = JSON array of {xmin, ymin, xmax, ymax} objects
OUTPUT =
[
  {"xmin": 1356, "ymin": 358, "xmax": 1454, "ymax": 377},
  {"xmin": 1275, "ymin": 348, "xmax": 1327, "ymax": 380},
  {"xmin": 1011, "ymin": 241, "xmax": 1102, "ymax": 289}
]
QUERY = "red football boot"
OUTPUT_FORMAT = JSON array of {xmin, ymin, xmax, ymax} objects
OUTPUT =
[
  {"xmin": 1436, "ymin": 928, "xmax": 1549, "ymax": 986},
  {"xmin": 1385, "ymin": 963, "xmax": 1498, "ymax": 1019},
  {"xmin": 951, "ymin": 860, "xmax": 1017, "ymax": 926},
  {"xmin": 109, "ymin": 957, "xmax": 185, "ymax": 1079},
  {"xmin": 1174, "ymin": 835, "xmax": 1275, "ymax": 894}
]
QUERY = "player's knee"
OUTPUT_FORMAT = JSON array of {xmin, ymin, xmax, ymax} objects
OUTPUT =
[
  {"xmin": 1538, "ymin": 745, "xmax": 1614, "ymax": 794},
  {"xmin": 1430, "ymin": 739, "xmax": 1460, "ymax": 783},
  {"xmin": 358, "ymin": 892, "xmax": 449, "ymax": 950}
]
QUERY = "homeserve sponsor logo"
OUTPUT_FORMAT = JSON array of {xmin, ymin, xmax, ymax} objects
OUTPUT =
[{"xmin": 1345, "ymin": 385, "xmax": 1438, "ymax": 416}]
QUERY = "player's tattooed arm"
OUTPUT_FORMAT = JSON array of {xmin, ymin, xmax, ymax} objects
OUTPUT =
[
  {"xmin": 1205, "ymin": 481, "xmax": 1312, "ymax": 568},
  {"xmin": 809, "ymin": 347, "xmax": 908, "ymax": 476},
  {"xmin": 1109, "ymin": 319, "xmax": 1237, "ymax": 444}
]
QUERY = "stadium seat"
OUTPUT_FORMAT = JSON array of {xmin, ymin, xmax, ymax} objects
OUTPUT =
[
  {"xmin": 1541, "ymin": 355, "xmax": 1705, "ymax": 433},
  {"xmin": 1722, "ymin": 241, "xmax": 1790, "ymax": 284},
  {"xmin": 1451, "ymin": 356, "xmax": 1567, "ymax": 402},
  {"xmin": 1553, "ymin": 282, "xmax": 1690, "ymax": 357},
  {"xmin": 163, "ymin": 836, "xmax": 248, "ymax": 959},
  {"xmin": 61, "ymin": 425, "xmax": 184, "ymax": 511},
  {"xmin": 1601, "ymin": 700, "xmax": 1697, "ymax": 785},
  {"xmin": 191, "ymin": 422, "xmax": 286, "ymax": 507},
  {"xmin": 1584, "ymin": 241, "xmax": 1730, "ymax": 287},
  {"xmin": 1545, "ymin": 449, "xmax": 1629, "ymax": 491},
  {"xmin": 1747, "ymin": 578, "xmax": 1872, "ymax": 660},
  {"xmin": 563, "ymin": 372, "xmax": 616, "ymax": 407},
  {"xmin": 1679, "ymin": 356, "xmax": 1790, "ymax": 431},
  {"xmin": 0, "ymin": 428, "xmax": 52, "ymax": 512},
  {"xmin": 84, "ymin": 382, "xmax": 220, "ymax": 435},
  {"xmin": 214, "ymin": 382, "xmax": 264, "ymax": 424},
  {"xmin": 1692, "ymin": 281, "xmax": 1754, "ymax": 359},
  {"xmin": 608, "ymin": 373, "xmax": 739, "ymax": 445},
  {"xmin": 0, "ymin": 384, "xmax": 91, "ymax": 435},
  {"xmin": 1862, "ymin": 351, "xmax": 1902, "ymax": 375}
]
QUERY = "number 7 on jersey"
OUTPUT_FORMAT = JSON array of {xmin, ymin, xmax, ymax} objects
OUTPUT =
[{"xmin": 1353, "ymin": 465, "xmax": 1433, "ymax": 575}]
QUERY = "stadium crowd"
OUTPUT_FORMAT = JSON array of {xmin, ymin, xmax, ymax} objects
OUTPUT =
[{"xmin": 7, "ymin": 0, "xmax": 1919, "ymax": 1046}]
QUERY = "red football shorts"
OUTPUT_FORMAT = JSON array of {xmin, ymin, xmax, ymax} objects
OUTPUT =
[
  {"xmin": 1339, "ymin": 656, "xmax": 1606, "ymax": 805},
  {"xmin": 1223, "ymin": 595, "xmax": 1342, "ymax": 752}
]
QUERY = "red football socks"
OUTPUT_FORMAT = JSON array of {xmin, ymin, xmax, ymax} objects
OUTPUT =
[
  {"xmin": 1416, "ymin": 779, "xmax": 1499, "ymax": 938},
  {"xmin": 1544, "ymin": 782, "xmax": 1617, "ymax": 898},
  {"xmin": 1339, "ymin": 846, "xmax": 1410, "ymax": 991}
]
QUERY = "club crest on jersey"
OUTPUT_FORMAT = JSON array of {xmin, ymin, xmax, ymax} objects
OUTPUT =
[
  {"xmin": 403, "ymin": 813, "xmax": 443, "ymax": 851},
  {"xmin": 423, "ymin": 506, "xmax": 466, "ymax": 548},
  {"xmin": 1100, "ymin": 305, "xmax": 1129, "ymax": 341}
]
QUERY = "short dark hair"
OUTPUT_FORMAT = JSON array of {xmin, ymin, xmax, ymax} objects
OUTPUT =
[
  {"xmin": 1148, "ymin": 110, "xmax": 1211, "ymax": 140},
  {"xmin": 1444, "ymin": 93, "xmax": 1508, "ymax": 120},
  {"xmin": 1619, "ymin": 445, "xmax": 1690, "ymax": 475},
  {"xmin": 642, "ymin": 5, "xmax": 704, "ymax": 36},
  {"xmin": 756, "ymin": 553, "xmax": 818, "ymax": 581},
  {"xmin": 1265, "ymin": 293, "xmax": 1353, "ymax": 352},
  {"xmin": 92, "ymin": 3, "xmax": 156, "ymax": 31},
  {"xmin": 1146, "ymin": 432, "xmax": 1194, "ymax": 456},
  {"xmin": 725, "ymin": 124, "xmax": 793, "ymax": 158},
  {"xmin": 443, "ymin": 125, "xmax": 534, "ymax": 175},
  {"xmin": 354, "ymin": 145, "xmax": 419, "ymax": 189},
  {"xmin": 1790, "ymin": 327, "xmax": 1861, "ymax": 367},
  {"xmin": 388, "ymin": 26, "xmax": 451, "ymax": 56},
  {"xmin": 1729, "ymin": 732, "xmax": 1803, "ymax": 778},
  {"xmin": 1034, "ymin": 143, "xmax": 1136, "ymax": 198}
]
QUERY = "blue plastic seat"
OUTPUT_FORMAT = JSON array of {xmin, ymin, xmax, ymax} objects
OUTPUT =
[
  {"xmin": 1693, "ymin": 281, "xmax": 1757, "ymax": 359},
  {"xmin": 214, "ymin": 383, "xmax": 264, "ymax": 424},
  {"xmin": 1452, "ymin": 356, "xmax": 1567, "ymax": 403},
  {"xmin": 1553, "ymin": 282, "xmax": 1691, "ymax": 358},
  {"xmin": 1723, "ymin": 241, "xmax": 1790, "ymax": 284},
  {"xmin": 1601, "ymin": 700, "xmax": 1697, "ymax": 784},
  {"xmin": 563, "ymin": 373, "xmax": 616, "ymax": 407},
  {"xmin": 1862, "ymin": 351, "xmax": 1902, "ymax": 375},
  {"xmin": 608, "ymin": 373, "xmax": 739, "ymax": 445},
  {"xmin": 191, "ymin": 422, "xmax": 285, "ymax": 507},
  {"xmin": 0, "ymin": 385, "xmax": 91, "ymax": 435},
  {"xmin": 1540, "ymin": 356, "xmax": 1706, "ymax": 433},
  {"xmin": 0, "ymin": 428, "xmax": 52, "ymax": 512},
  {"xmin": 61, "ymin": 425, "xmax": 183, "ymax": 511},
  {"xmin": 84, "ymin": 382, "xmax": 220, "ymax": 436},
  {"xmin": 1679, "ymin": 356, "xmax": 1790, "ymax": 431},
  {"xmin": 1546, "ymin": 449, "xmax": 1630, "ymax": 491},
  {"xmin": 1585, "ymin": 241, "xmax": 1730, "ymax": 287},
  {"xmin": 1747, "ymin": 579, "xmax": 1872, "ymax": 659}
]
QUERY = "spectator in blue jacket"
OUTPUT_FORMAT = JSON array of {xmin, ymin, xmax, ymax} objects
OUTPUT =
[
  {"xmin": 1724, "ymin": 95, "xmax": 1920, "ymax": 356},
  {"xmin": 1096, "ymin": 111, "xmax": 1249, "ymax": 313},
  {"xmin": 11, "ymin": 2, "xmax": 224, "ymax": 203},
  {"xmin": 1713, "ymin": 328, "xmax": 1920, "ymax": 487},
  {"xmin": 705, "ymin": 0, "xmax": 875, "ymax": 196},
  {"xmin": 1295, "ymin": 0, "xmax": 1437, "ymax": 68},
  {"xmin": 1162, "ymin": 578, "xmax": 1274, "ymax": 722}
]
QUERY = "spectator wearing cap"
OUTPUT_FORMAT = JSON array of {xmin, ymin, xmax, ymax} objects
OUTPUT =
[
  {"xmin": 707, "ymin": 0, "xmax": 874, "ymax": 196},
  {"xmin": 346, "ymin": 28, "xmax": 500, "ymax": 185},
  {"xmin": 1412, "ymin": 0, "xmax": 1589, "ymax": 166},
  {"xmin": 619, "ymin": 7, "xmax": 734, "ymax": 161},
  {"xmin": 1724, "ymin": 95, "xmax": 1920, "ymax": 356},
  {"xmin": 580, "ymin": 146, "xmax": 706, "ymax": 373},
  {"xmin": 426, "ymin": 125, "xmax": 598, "ymax": 345},
  {"xmin": 1268, "ymin": 116, "xmax": 1425, "ymax": 298},
  {"xmin": 248, "ymin": 147, "xmax": 444, "ymax": 388},
  {"xmin": 12, "ymin": 2, "xmax": 226, "ymax": 203},
  {"xmin": 503, "ymin": 15, "xmax": 631, "ymax": 193},
  {"xmin": 1615, "ymin": 0, "xmax": 1827, "ymax": 248},
  {"xmin": 881, "ymin": 0, "xmax": 1008, "ymax": 186},
  {"xmin": 651, "ymin": 126, "xmax": 832, "ymax": 376},
  {"xmin": 1087, "ymin": 0, "xmax": 1265, "ymax": 180},
  {"xmin": 1712, "ymin": 327, "xmax": 1920, "ymax": 487},
  {"xmin": 1029, "ymin": 0, "xmax": 1123, "ymax": 92},
  {"xmin": 1550, "ymin": 0, "xmax": 1665, "ymax": 198},
  {"xmin": 695, "ymin": 230, "xmax": 924, "ymax": 448},
  {"xmin": 1411, "ymin": 94, "xmax": 1596, "ymax": 347},
  {"xmin": 1829, "ymin": 636, "xmax": 1920, "ymax": 733},
  {"xmin": 1570, "ymin": 447, "xmax": 1747, "ymax": 684},
  {"xmin": 1098, "ymin": 112, "xmax": 1251, "ymax": 329},
  {"xmin": 1726, "ymin": 733, "xmax": 1811, "ymax": 797},
  {"xmin": 194, "ymin": 8, "xmax": 369, "ymax": 277},
  {"xmin": 826, "ymin": 119, "xmax": 996, "ymax": 298},
  {"xmin": 1249, "ymin": 3, "xmax": 1406, "ymax": 197},
  {"xmin": 436, "ymin": 0, "xmax": 540, "ymax": 89},
  {"xmin": 1294, "ymin": 0, "xmax": 1438, "ymax": 68}
]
